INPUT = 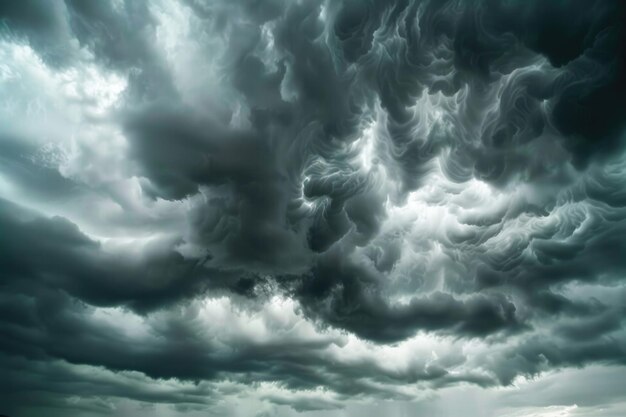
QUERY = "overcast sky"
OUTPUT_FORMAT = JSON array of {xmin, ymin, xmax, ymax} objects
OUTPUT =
[{"xmin": 1, "ymin": 1, "xmax": 625, "ymax": 416}]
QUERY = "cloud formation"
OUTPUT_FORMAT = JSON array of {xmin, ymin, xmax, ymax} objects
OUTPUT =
[{"xmin": 1, "ymin": 0, "xmax": 625, "ymax": 415}]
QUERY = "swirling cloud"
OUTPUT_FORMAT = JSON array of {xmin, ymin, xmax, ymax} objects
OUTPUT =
[{"xmin": 0, "ymin": 1, "xmax": 625, "ymax": 416}]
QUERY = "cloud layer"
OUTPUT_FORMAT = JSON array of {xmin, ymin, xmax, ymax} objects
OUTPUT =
[{"xmin": 1, "ymin": 0, "xmax": 625, "ymax": 415}]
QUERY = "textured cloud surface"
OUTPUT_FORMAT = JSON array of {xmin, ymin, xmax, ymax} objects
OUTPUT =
[{"xmin": 1, "ymin": 1, "xmax": 625, "ymax": 416}]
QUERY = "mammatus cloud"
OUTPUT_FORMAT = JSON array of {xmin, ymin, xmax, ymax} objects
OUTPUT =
[{"xmin": 0, "ymin": 0, "xmax": 625, "ymax": 416}]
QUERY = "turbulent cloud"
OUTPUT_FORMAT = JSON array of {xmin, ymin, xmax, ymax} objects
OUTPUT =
[{"xmin": 1, "ymin": 0, "xmax": 625, "ymax": 416}]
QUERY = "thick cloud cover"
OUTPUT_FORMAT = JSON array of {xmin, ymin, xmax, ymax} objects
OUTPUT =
[{"xmin": 1, "ymin": 0, "xmax": 625, "ymax": 416}]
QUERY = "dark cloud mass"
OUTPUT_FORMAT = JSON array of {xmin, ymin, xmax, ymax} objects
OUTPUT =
[{"xmin": 1, "ymin": 0, "xmax": 625, "ymax": 416}]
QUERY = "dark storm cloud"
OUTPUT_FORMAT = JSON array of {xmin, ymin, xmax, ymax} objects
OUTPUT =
[
  {"xmin": 64, "ymin": 0, "xmax": 178, "ymax": 99},
  {"xmin": 450, "ymin": 0, "xmax": 626, "ymax": 166},
  {"xmin": 0, "ymin": 265, "xmax": 489, "ymax": 408},
  {"xmin": 0, "ymin": 0, "xmax": 76, "ymax": 66},
  {"xmin": 0, "ymin": 353, "xmax": 219, "ymax": 415},
  {"xmin": 1, "ymin": 0, "xmax": 626, "ymax": 415},
  {"xmin": 0, "ymin": 198, "xmax": 258, "ymax": 311},
  {"xmin": 288, "ymin": 249, "xmax": 522, "ymax": 342}
]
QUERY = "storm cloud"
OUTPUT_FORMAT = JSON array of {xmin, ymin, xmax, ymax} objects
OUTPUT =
[{"xmin": 1, "ymin": 0, "xmax": 625, "ymax": 416}]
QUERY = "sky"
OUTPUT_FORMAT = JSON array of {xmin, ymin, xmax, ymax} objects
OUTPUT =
[{"xmin": 0, "ymin": 0, "xmax": 625, "ymax": 416}]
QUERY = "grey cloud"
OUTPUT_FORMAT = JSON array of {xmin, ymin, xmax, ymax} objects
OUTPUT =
[
  {"xmin": 0, "ymin": 198, "xmax": 255, "ymax": 311},
  {"xmin": 1, "ymin": 0, "xmax": 626, "ymax": 415}
]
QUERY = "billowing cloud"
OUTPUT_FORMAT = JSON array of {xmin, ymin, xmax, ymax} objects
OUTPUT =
[{"xmin": 1, "ymin": 0, "xmax": 625, "ymax": 416}]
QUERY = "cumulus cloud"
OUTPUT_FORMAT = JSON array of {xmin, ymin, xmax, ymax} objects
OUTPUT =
[{"xmin": 1, "ymin": 0, "xmax": 625, "ymax": 415}]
